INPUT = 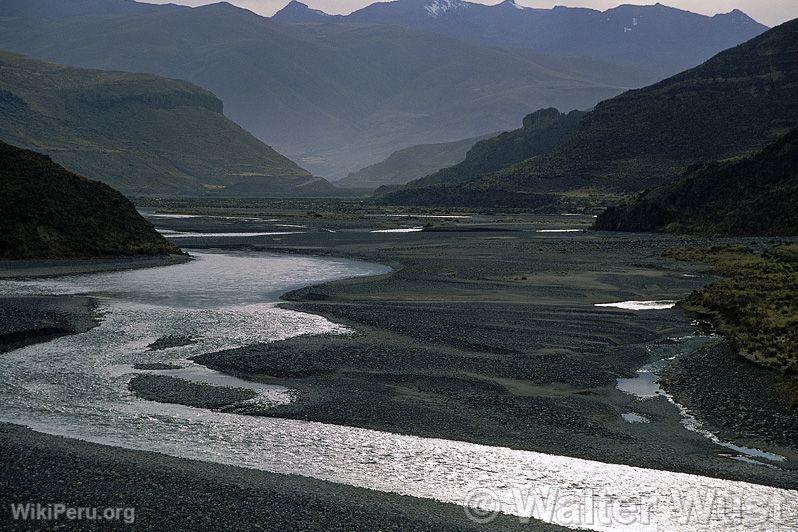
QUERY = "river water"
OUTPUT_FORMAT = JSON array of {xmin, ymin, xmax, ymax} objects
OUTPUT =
[{"xmin": 0, "ymin": 251, "xmax": 795, "ymax": 531}]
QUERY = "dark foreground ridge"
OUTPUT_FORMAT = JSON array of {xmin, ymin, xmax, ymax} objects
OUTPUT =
[
  {"xmin": 594, "ymin": 128, "xmax": 798, "ymax": 235},
  {"xmin": 0, "ymin": 141, "xmax": 181, "ymax": 260}
]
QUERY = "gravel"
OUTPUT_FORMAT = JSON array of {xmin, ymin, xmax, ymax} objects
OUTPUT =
[
  {"xmin": 128, "ymin": 375, "xmax": 256, "ymax": 409},
  {"xmin": 661, "ymin": 340, "xmax": 798, "ymax": 453},
  {"xmin": 0, "ymin": 423, "xmax": 563, "ymax": 531}
]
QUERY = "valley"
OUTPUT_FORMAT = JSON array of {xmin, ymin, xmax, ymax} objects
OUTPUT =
[
  {"xmin": 1, "ymin": 1, "xmax": 797, "ymax": 530},
  {"xmin": 1, "ymin": 204, "xmax": 797, "ymax": 529}
]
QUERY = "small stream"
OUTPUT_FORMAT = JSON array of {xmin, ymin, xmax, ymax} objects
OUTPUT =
[{"xmin": 617, "ymin": 338, "xmax": 786, "ymax": 465}]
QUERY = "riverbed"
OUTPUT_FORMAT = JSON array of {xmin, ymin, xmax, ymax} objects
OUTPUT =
[{"xmin": 1, "ymin": 246, "xmax": 796, "ymax": 530}]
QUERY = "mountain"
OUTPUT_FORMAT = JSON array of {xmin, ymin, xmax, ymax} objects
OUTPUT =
[
  {"xmin": 0, "ymin": 0, "xmax": 169, "ymax": 18},
  {"xmin": 377, "ymin": 107, "xmax": 585, "ymax": 204},
  {"xmin": 0, "ymin": 0, "xmax": 662, "ymax": 179},
  {"xmin": 406, "ymin": 108, "xmax": 585, "ymax": 188},
  {"xmin": 278, "ymin": 0, "xmax": 767, "ymax": 78},
  {"xmin": 0, "ymin": 141, "xmax": 181, "ymax": 259},
  {"xmin": 381, "ymin": 19, "xmax": 798, "ymax": 207},
  {"xmin": 593, "ymin": 128, "xmax": 798, "ymax": 236},
  {"xmin": 335, "ymin": 133, "xmax": 494, "ymax": 189},
  {"xmin": 0, "ymin": 51, "xmax": 328, "ymax": 196},
  {"xmin": 274, "ymin": 1, "xmax": 340, "ymax": 22}
]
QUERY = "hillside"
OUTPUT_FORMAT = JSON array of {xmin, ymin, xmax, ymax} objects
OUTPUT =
[
  {"xmin": 0, "ymin": 51, "xmax": 327, "ymax": 196},
  {"xmin": 594, "ymin": 128, "xmax": 798, "ymax": 236},
  {"xmin": 278, "ymin": 0, "xmax": 767, "ymax": 78},
  {"xmin": 335, "ymin": 134, "xmax": 493, "ymax": 189},
  {"xmin": 0, "ymin": 141, "xmax": 181, "ymax": 259},
  {"xmin": 377, "ymin": 108, "xmax": 585, "ymax": 204},
  {"xmin": 0, "ymin": 0, "xmax": 663, "ymax": 178},
  {"xmin": 381, "ymin": 19, "xmax": 798, "ymax": 207}
]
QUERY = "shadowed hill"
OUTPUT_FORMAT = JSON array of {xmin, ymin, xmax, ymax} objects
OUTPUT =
[
  {"xmin": 335, "ymin": 134, "xmax": 494, "ymax": 189},
  {"xmin": 0, "ymin": 51, "xmax": 329, "ymax": 196},
  {"xmin": 491, "ymin": 17, "xmax": 798, "ymax": 193},
  {"xmin": 380, "ymin": 19, "xmax": 798, "ymax": 207},
  {"xmin": 377, "ymin": 108, "xmax": 585, "ymax": 205},
  {"xmin": 0, "ymin": 141, "xmax": 182, "ymax": 259},
  {"xmin": 593, "ymin": 128, "xmax": 798, "ymax": 236}
]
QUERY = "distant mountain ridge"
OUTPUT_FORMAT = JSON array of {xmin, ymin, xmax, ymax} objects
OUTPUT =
[
  {"xmin": 377, "ymin": 107, "xmax": 585, "ymax": 204},
  {"xmin": 0, "ymin": 0, "xmax": 756, "ymax": 179},
  {"xmin": 276, "ymin": 0, "xmax": 767, "ymax": 77},
  {"xmin": 594, "ymin": 128, "xmax": 798, "ymax": 236},
  {"xmin": 0, "ymin": 141, "xmax": 181, "ymax": 259},
  {"xmin": 380, "ymin": 18, "xmax": 798, "ymax": 207},
  {"xmin": 0, "ymin": 51, "xmax": 330, "ymax": 196},
  {"xmin": 336, "ymin": 134, "xmax": 494, "ymax": 189}
]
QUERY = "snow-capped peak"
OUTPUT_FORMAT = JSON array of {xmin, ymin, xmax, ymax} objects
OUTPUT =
[
  {"xmin": 500, "ymin": 0, "xmax": 525, "ymax": 10},
  {"xmin": 424, "ymin": 0, "xmax": 468, "ymax": 18}
]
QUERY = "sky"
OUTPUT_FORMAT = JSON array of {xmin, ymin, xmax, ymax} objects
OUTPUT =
[{"xmin": 141, "ymin": 0, "xmax": 798, "ymax": 26}]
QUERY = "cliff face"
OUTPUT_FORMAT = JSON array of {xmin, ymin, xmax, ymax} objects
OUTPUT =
[
  {"xmin": 500, "ymin": 18, "xmax": 798, "ymax": 193},
  {"xmin": 378, "ymin": 108, "xmax": 585, "ymax": 204}
]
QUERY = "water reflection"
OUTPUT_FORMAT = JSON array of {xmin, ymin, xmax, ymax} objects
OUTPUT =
[{"xmin": 0, "ymin": 252, "xmax": 794, "ymax": 530}]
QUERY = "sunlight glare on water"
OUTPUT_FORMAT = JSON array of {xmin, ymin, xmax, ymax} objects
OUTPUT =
[{"xmin": 0, "ymin": 251, "xmax": 795, "ymax": 531}]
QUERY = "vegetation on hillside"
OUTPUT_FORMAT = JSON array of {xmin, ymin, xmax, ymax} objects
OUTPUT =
[
  {"xmin": 664, "ymin": 245, "xmax": 798, "ymax": 404},
  {"xmin": 0, "ymin": 141, "xmax": 181, "ymax": 259},
  {"xmin": 336, "ymin": 134, "xmax": 493, "ymax": 189},
  {"xmin": 502, "ymin": 18, "xmax": 798, "ymax": 193},
  {"xmin": 378, "ymin": 108, "xmax": 585, "ymax": 204},
  {"xmin": 0, "ymin": 51, "xmax": 328, "ymax": 196},
  {"xmin": 594, "ymin": 128, "xmax": 798, "ymax": 235}
]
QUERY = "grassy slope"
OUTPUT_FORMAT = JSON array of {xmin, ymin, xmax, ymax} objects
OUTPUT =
[
  {"xmin": 0, "ymin": 140, "xmax": 181, "ymax": 259},
  {"xmin": 336, "ymin": 134, "xmax": 493, "ymax": 189},
  {"xmin": 593, "ymin": 128, "xmax": 798, "ymax": 235},
  {"xmin": 0, "ymin": 50, "xmax": 327, "ymax": 196},
  {"xmin": 378, "ymin": 108, "xmax": 586, "ymax": 206},
  {"xmin": 664, "ymin": 245, "xmax": 798, "ymax": 403}
]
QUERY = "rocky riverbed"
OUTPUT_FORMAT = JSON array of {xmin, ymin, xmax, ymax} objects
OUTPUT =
[
  {"xmin": 0, "ymin": 295, "xmax": 97, "ymax": 354},
  {"xmin": 128, "ymin": 374, "xmax": 258, "ymax": 410},
  {"xmin": 0, "ymin": 423, "xmax": 557, "ymax": 531},
  {"xmin": 661, "ymin": 340, "xmax": 798, "ymax": 456},
  {"xmin": 162, "ymin": 208, "xmax": 797, "ymax": 488},
  {"xmin": 1, "ymin": 206, "xmax": 796, "ymax": 531}
]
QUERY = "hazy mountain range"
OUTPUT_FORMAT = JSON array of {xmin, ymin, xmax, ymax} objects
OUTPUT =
[
  {"xmin": 336, "ymin": 133, "xmax": 494, "ymax": 189},
  {"xmin": 0, "ymin": 51, "xmax": 329, "ymax": 196},
  {"xmin": 381, "ymin": 18, "xmax": 798, "ymax": 207},
  {"xmin": 277, "ymin": 0, "xmax": 766, "ymax": 78},
  {"xmin": 0, "ymin": 0, "xmax": 766, "ymax": 179}
]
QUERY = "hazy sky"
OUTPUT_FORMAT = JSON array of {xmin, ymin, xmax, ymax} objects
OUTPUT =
[{"xmin": 141, "ymin": 0, "xmax": 798, "ymax": 26}]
